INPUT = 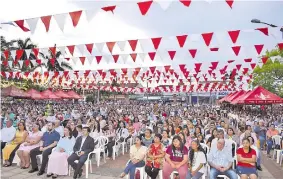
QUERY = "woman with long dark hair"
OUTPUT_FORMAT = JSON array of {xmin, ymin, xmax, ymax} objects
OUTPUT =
[
  {"xmin": 187, "ymin": 140, "xmax": 207, "ymax": 179},
  {"xmin": 236, "ymin": 138, "xmax": 257, "ymax": 179},
  {"xmin": 162, "ymin": 135, "xmax": 188, "ymax": 179}
]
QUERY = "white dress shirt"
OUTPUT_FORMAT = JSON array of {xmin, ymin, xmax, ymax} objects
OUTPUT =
[
  {"xmin": 1, "ymin": 126, "xmax": 16, "ymax": 143},
  {"xmin": 80, "ymin": 136, "xmax": 87, "ymax": 151}
]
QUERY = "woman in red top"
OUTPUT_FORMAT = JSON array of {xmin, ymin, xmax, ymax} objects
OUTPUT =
[{"xmin": 236, "ymin": 138, "xmax": 257, "ymax": 179}]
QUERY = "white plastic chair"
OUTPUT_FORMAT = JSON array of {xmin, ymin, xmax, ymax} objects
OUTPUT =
[
  {"xmin": 272, "ymin": 135, "xmax": 282, "ymax": 163},
  {"xmin": 112, "ymin": 136, "xmax": 121, "ymax": 160},
  {"xmin": 125, "ymin": 160, "xmax": 145, "ymax": 179},
  {"xmin": 68, "ymin": 159, "xmax": 91, "ymax": 178},
  {"xmin": 89, "ymin": 136, "xmax": 108, "ymax": 167},
  {"xmin": 122, "ymin": 133, "xmax": 130, "ymax": 155}
]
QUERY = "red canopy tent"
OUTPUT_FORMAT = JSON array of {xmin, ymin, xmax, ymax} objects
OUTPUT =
[
  {"xmin": 231, "ymin": 90, "xmax": 251, "ymax": 105},
  {"xmin": 66, "ymin": 90, "xmax": 82, "ymax": 99},
  {"xmin": 236, "ymin": 86, "xmax": 283, "ymax": 104},
  {"xmin": 1, "ymin": 86, "xmax": 30, "ymax": 98},
  {"xmin": 219, "ymin": 92, "xmax": 236, "ymax": 103},
  {"xmin": 227, "ymin": 90, "xmax": 246, "ymax": 103},
  {"xmin": 54, "ymin": 90, "xmax": 73, "ymax": 99},
  {"xmin": 26, "ymin": 89, "xmax": 44, "ymax": 100},
  {"xmin": 41, "ymin": 90, "xmax": 61, "ymax": 100},
  {"xmin": 224, "ymin": 91, "xmax": 241, "ymax": 103}
]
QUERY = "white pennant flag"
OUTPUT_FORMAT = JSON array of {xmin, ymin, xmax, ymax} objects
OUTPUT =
[
  {"xmin": 18, "ymin": 60, "xmax": 24, "ymax": 69},
  {"xmin": 5, "ymin": 72, "xmax": 10, "ymax": 79},
  {"xmin": 103, "ymin": 55, "xmax": 111, "ymax": 64},
  {"xmin": 57, "ymin": 46, "xmax": 66, "ymax": 57},
  {"xmin": 72, "ymin": 57, "xmax": 78, "ymax": 65},
  {"xmin": 25, "ymin": 49, "xmax": 32, "ymax": 59},
  {"xmin": 10, "ymin": 50, "xmax": 16, "ymax": 60},
  {"xmin": 85, "ymin": 8, "xmax": 99, "ymax": 22},
  {"xmin": 120, "ymin": 54, "xmax": 129, "ymax": 63},
  {"xmin": 138, "ymin": 53, "xmax": 146, "ymax": 62},
  {"xmin": 41, "ymin": 48, "xmax": 49, "ymax": 57},
  {"xmin": 76, "ymin": 44, "xmax": 85, "ymax": 56},
  {"xmin": 26, "ymin": 18, "xmax": 39, "ymax": 34},
  {"xmin": 154, "ymin": 0, "xmax": 173, "ymax": 10},
  {"xmin": 8, "ymin": 61, "xmax": 13, "ymax": 69},
  {"xmin": 59, "ymin": 71, "xmax": 64, "ymax": 77},
  {"xmin": 57, "ymin": 58, "xmax": 63, "ymax": 66},
  {"xmin": 53, "ymin": 13, "xmax": 67, "ymax": 32},
  {"xmin": 42, "ymin": 59, "xmax": 48, "ymax": 66},
  {"xmin": 117, "ymin": 41, "xmax": 127, "ymax": 51},
  {"xmin": 30, "ymin": 60, "xmax": 37, "ymax": 66},
  {"xmin": 95, "ymin": 43, "xmax": 105, "ymax": 53},
  {"xmin": 87, "ymin": 56, "xmax": 94, "ymax": 65}
]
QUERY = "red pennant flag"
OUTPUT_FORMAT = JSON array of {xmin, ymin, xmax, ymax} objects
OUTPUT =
[
  {"xmin": 106, "ymin": 42, "xmax": 116, "ymax": 53},
  {"xmin": 95, "ymin": 56, "xmax": 102, "ymax": 64},
  {"xmin": 149, "ymin": 66, "xmax": 156, "ymax": 74},
  {"xmin": 256, "ymin": 27, "xmax": 269, "ymax": 36},
  {"xmin": 137, "ymin": 1, "xmax": 153, "ymax": 15},
  {"xmin": 16, "ymin": 49, "xmax": 24, "ymax": 60},
  {"xmin": 36, "ymin": 59, "xmax": 41, "ymax": 64},
  {"xmin": 188, "ymin": 49, "xmax": 197, "ymax": 58},
  {"xmin": 151, "ymin": 37, "xmax": 162, "ymax": 50},
  {"xmin": 168, "ymin": 51, "xmax": 176, "ymax": 60},
  {"xmin": 85, "ymin": 44, "xmax": 94, "ymax": 54},
  {"xmin": 210, "ymin": 62, "xmax": 219, "ymax": 69},
  {"xmin": 254, "ymin": 44, "xmax": 264, "ymax": 55},
  {"xmin": 261, "ymin": 57, "xmax": 268, "ymax": 64},
  {"xmin": 227, "ymin": 60, "xmax": 234, "ymax": 63},
  {"xmin": 49, "ymin": 47, "xmax": 56, "ymax": 56},
  {"xmin": 69, "ymin": 11, "xmax": 82, "ymax": 27},
  {"xmin": 25, "ymin": 60, "xmax": 30, "ymax": 67},
  {"xmin": 250, "ymin": 63, "xmax": 256, "ymax": 69},
  {"xmin": 33, "ymin": 48, "xmax": 39, "ymax": 57},
  {"xmin": 112, "ymin": 55, "xmax": 119, "ymax": 63},
  {"xmin": 101, "ymin": 5, "xmax": 116, "ymax": 13},
  {"xmin": 130, "ymin": 53, "xmax": 137, "ymax": 62},
  {"xmin": 226, "ymin": 0, "xmax": 234, "ymax": 9},
  {"xmin": 228, "ymin": 30, "xmax": 240, "ymax": 44},
  {"xmin": 278, "ymin": 43, "xmax": 283, "ymax": 50},
  {"xmin": 121, "ymin": 68, "xmax": 128, "ymax": 75},
  {"xmin": 3, "ymin": 50, "xmax": 9, "ymax": 59},
  {"xmin": 41, "ymin": 15, "xmax": 52, "ymax": 32},
  {"xmin": 67, "ymin": 45, "xmax": 75, "ymax": 55},
  {"xmin": 210, "ymin": 47, "xmax": 219, "ymax": 51},
  {"xmin": 79, "ymin": 57, "xmax": 86, "ymax": 65},
  {"xmin": 14, "ymin": 20, "xmax": 30, "ymax": 32},
  {"xmin": 176, "ymin": 35, "xmax": 188, "ymax": 47},
  {"xmin": 236, "ymin": 64, "xmax": 242, "ymax": 71},
  {"xmin": 164, "ymin": 66, "xmax": 171, "ymax": 73},
  {"xmin": 231, "ymin": 46, "xmax": 241, "ymax": 56},
  {"xmin": 179, "ymin": 0, "xmax": 192, "ymax": 7},
  {"xmin": 128, "ymin": 40, "xmax": 138, "ymax": 51},
  {"xmin": 195, "ymin": 63, "xmax": 202, "ymax": 72},
  {"xmin": 50, "ymin": 58, "xmax": 56, "ymax": 67},
  {"xmin": 148, "ymin": 52, "xmax": 156, "ymax": 61},
  {"xmin": 244, "ymin": 58, "xmax": 252, "ymax": 63},
  {"xmin": 179, "ymin": 64, "xmax": 186, "ymax": 71},
  {"xmin": 201, "ymin": 32, "xmax": 213, "ymax": 46}
]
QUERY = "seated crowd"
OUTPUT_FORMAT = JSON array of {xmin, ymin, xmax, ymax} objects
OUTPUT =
[{"xmin": 1, "ymin": 101, "xmax": 282, "ymax": 179}]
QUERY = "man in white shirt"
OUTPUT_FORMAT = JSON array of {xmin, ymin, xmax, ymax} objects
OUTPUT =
[
  {"xmin": 211, "ymin": 130, "xmax": 232, "ymax": 157},
  {"xmin": 1, "ymin": 120, "xmax": 16, "ymax": 158},
  {"xmin": 54, "ymin": 120, "xmax": 64, "ymax": 137}
]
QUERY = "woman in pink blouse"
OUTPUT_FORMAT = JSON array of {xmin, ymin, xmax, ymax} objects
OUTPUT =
[{"xmin": 132, "ymin": 117, "xmax": 141, "ymax": 132}]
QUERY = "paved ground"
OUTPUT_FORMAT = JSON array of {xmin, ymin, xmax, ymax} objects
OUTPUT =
[{"xmin": 1, "ymin": 150, "xmax": 283, "ymax": 179}]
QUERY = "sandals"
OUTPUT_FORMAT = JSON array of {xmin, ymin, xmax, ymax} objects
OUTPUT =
[
  {"xmin": 119, "ymin": 173, "xmax": 126, "ymax": 178},
  {"xmin": 4, "ymin": 163, "xmax": 12, "ymax": 167}
]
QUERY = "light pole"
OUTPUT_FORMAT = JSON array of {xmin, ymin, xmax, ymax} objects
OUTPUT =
[
  {"xmin": 251, "ymin": 19, "xmax": 283, "ymax": 35},
  {"xmin": 145, "ymin": 77, "xmax": 153, "ymax": 101}
]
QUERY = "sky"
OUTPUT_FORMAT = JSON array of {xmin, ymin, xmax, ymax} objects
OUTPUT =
[{"xmin": 0, "ymin": 0, "xmax": 283, "ymax": 88}]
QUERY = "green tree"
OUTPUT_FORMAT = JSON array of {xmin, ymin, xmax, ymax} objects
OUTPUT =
[
  {"xmin": 251, "ymin": 46, "xmax": 283, "ymax": 97},
  {"xmin": 45, "ymin": 48, "xmax": 72, "ymax": 71}
]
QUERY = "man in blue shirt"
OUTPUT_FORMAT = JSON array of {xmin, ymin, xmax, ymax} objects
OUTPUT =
[{"xmin": 29, "ymin": 122, "xmax": 60, "ymax": 176}]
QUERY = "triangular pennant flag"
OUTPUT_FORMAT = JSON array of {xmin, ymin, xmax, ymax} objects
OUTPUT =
[
  {"xmin": 33, "ymin": 48, "xmax": 39, "ymax": 58},
  {"xmin": 18, "ymin": 60, "xmax": 23, "ymax": 69},
  {"xmin": 101, "ymin": 6, "xmax": 116, "ymax": 13},
  {"xmin": 10, "ymin": 50, "xmax": 16, "ymax": 60},
  {"xmin": 72, "ymin": 57, "xmax": 78, "ymax": 65},
  {"xmin": 104, "ymin": 55, "xmax": 111, "ymax": 64},
  {"xmin": 26, "ymin": 18, "xmax": 39, "ymax": 34},
  {"xmin": 69, "ymin": 11, "xmax": 82, "ymax": 27},
  {"xmin": 254, "ymin": 44, "xmax": 264, "ymax": 55},
  {"xmin": 168, "ymin": 51, "xmax": 176, "ymax": 60},
  {"xmin": 50, "ymin": 58, "xmax": 56, "ymax": 67},
  {"xmin": 30, "ymin": 60, "xmax": 37, "ymax": 66},
  {"xmin": 278, "ymin": 43, "xmax": 283, "ymax": 50},
  {"xmin": 236, "ymin": 64, "xmax": 242, "ymax": 71},
  {"xmin": 226, "ymin": 0, "xmax": 234, "ymax": 9},
  {"xmin": 195, "ymin": 63, "xmax": 202, "ymax": 72},
  {"xmin": 16, "ymin": 49, "xmax": 24, "ymax": 60},
  {"xmin": 8, "ymin": 61, "xmax": 13, "ymax": 69},
  {"xmin": 25, "ymin": 49, "xmax": 31, "ymax": 59},
  {"xmin": 67, "ymin": 45, "xmax": 75, "ymax": 56},
  {"xmin": 261, "ymin": 57, "xmax": 268, "ymax": 64},
  {"xmin": 228, "ymin": 30, "xmax": 240, "ymax": 44},
  {"xmin": 95, "ymin": 43, "xmax": 105, "ymax": 52},
  {"xmin": 85, "ymin": 9, "xmax": 99, "ymax": 22},
  {"xmin": 112, "ymin": 55, "xmax": 119, "ymax": 63},
  {"xmin": 188, "ymin": 49, "xmax": 197, "ymax": 58},
  {"xmin": 138, "ymin": 53, "xmax": 146, "ymax": 62},
  {"xmin": 95, "ymin": 56, "xmax": 102, "ymax": 64},
  {"xmin": 210, "ymin": 47, "xmax": 219, "ymax": 51},
  {"xmin": 106, "ymin": 42, "xmax": 116, "ymax": 53},
  {"xmin": 231, "ymin": 46, "xmax": 241, "ymax": 56},
  {"xmin": 3, "ymin": 50, "xmax": 9, "ymax": 59},
  {"xmin": 151, "ymin": 37, "xmax": 162, "ymax": 50},
  {"xmin": 76, "ymin": 44, "xmax": 85, "ymax": 55},
  {"xmin": 86, "ymin": 56, "xmax": 94, "ymax": 64},
  {"xmin": 201, "ymin": 32, "xmax": 213, "ymax": 46},
  {"xmin": 49, "ymin": 47, "xmax": 56, "ymax": 56},
  {"xmin": 128, "ymin": 40, "xmax": 138, "ymax": 51},
  {"xmin": 57, "ymin": 46, "xmax": 66, "ymax": 56},
  {"xmin": 244, "ymin": 58, "xmax": 252, "ymax": 63},
  {"xmin": 176, "ymin": 35, "xmax": 188, "ymax": 47},
  {"xmin": 211, "ymin": 62, "xmax": 219, "ymax": 69},
  {"xmin": 256, "ymin": 27, "xmax": 269, "ymax": 36},
  {"xmin": 148, "ymin": 52, "xmax": 156, "ymax": 61},
  {"xmin": 130, "ymin": 53, "xmax": 137, "ymax": 62},
  {"xmin": 41, "ymin": 15, "xmax": 52, "ymax": 32},
  {"xmin": 137, "ymin": 1, "xmax": 153, "ymax": 15},
  {"xmin": 85, "ymin": 44, "xmax": 94, "ymax": 54},
  {"xmin": 155, "ymin": 0, "xmax": 173, "ymax": 10},
  {"xmin": 14, "ymin": 20, "xmax": 30, "ymax": 32},
  {"xmin": 53, "ymin": 13, "xmax": 67, "ymax": 32},
  {"xmin": 179, "ymin": 0, "xmax": 192, "ymax": 7},
  {"xmin": 149, "ymin": 66, "xmax": 156, "ymax": 74},
  {"xmin": 120, "ymin": 54, "xmax": 129, "ymax": 63},
  {"xmin": 117, "ymin": 41, "xmax": 127, "ymax": 51},
  {"xmin": 79, "ymin": 57, "xmax": 86, "ymax": 65},
  {"xmin": 250, "ymin": 63, "xmax": 256, "ymax": 69}
]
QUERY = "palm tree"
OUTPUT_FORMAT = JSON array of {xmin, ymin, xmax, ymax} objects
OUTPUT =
[
  {"xmin": 44, "ymin": 48, "xmax": 72, "ymax": 71},
  {"xmin": 1, "ymin": 36, "xmax": 17, "ymax": 72}
]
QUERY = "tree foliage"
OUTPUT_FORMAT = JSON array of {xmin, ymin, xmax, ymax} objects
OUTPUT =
[{"xmin": 251, "ymin": 46, "xmax": 283, "ymax": 97}]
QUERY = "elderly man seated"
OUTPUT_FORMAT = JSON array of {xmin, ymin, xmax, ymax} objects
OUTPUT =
[{"xmin": 208, "ymin": 139, "xmax": 238, "ymax": 179}]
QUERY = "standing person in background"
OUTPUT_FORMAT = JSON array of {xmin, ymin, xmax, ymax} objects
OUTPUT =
[{"xmin": 266, "ymin": 124, "xmax": 279, "ymax": 158}]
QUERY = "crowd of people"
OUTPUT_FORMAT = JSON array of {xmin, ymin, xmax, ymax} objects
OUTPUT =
[{"xmin": 1, "ymin": 100, "xmax": 283, "ymax": 179}]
